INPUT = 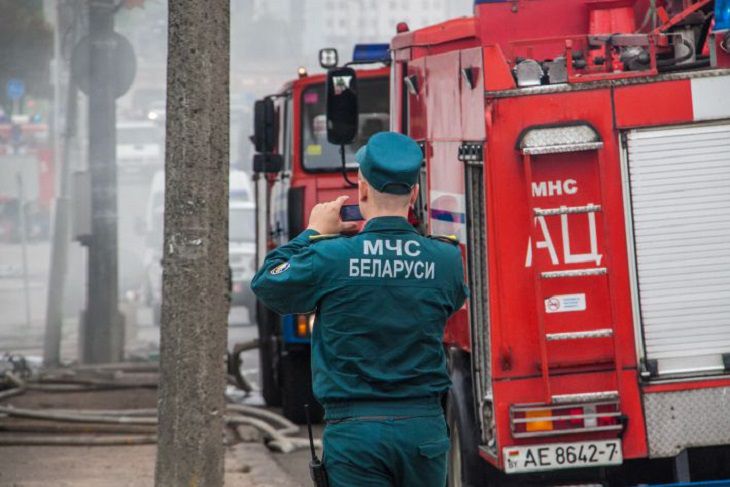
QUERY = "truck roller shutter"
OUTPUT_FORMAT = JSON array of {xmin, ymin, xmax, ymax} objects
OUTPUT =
[{"xmin": 625, "ymin": 122, "xmax": 730, "ymax": 377}]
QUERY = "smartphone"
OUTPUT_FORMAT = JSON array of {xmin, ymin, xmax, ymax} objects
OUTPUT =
[{"xmin": 340, "ymin": 204, "xmax": 364, "ymax": 222}]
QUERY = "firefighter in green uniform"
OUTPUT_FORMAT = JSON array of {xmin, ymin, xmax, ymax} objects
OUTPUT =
[{"xmin": 252, "ymin": 131, "xmax": 468, "ymax": 487}]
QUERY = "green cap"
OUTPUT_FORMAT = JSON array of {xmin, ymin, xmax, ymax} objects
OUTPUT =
[{"xmin": 355, "ymin": 132, "xmax": 422, "ymax": 195}]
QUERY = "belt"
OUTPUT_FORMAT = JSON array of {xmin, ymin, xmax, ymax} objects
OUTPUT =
[{"xmin": 323, "ymin": 396, "xmax": 443, "ymax": 420}]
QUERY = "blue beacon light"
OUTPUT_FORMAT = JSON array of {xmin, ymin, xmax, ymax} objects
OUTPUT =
[
  {"xmin": 352, "ymin": 43, "xmax": 390, "ymax": 63},
  {"xmin": 716, "ymin": 0, "xmax": 730, "ymax": 31}
]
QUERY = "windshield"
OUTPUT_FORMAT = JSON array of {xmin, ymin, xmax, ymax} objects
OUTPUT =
[
  {"xmin": 301, "ymin": 76, "xmax": 389, "ymax": 171},
  {"xmin": 230, "ymin": 207, "xmax": 255, "ymax": 243}
]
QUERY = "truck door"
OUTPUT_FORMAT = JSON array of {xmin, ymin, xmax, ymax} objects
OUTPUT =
[
  {"xmin": 269, "ymin": 95, "xmax": 292, "ymax": 247},
  {"xmin": 402, "ymin": 58, "xmax": 429, "ymax": 233},
  {"xmin": 623, "ymin": 121, "xmax": 730, "ymax": 377}
]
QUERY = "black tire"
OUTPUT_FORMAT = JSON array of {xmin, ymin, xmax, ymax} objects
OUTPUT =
[
  {"xmin": 256, "ymin": 301, "xmax": 282, "ymax": 407},
  {"xmin": 280, "ymin": 350, "xmax": 323, "ymax": 425},
  {"xmin": 447, "ymin": 391, "xmax": 489, "ymax": 487},
  {"xmin": 447, "ymin": 351, "xmax": 494, "ymax": 487},
  {"xmin": 447, "ymin": 398, "xmax": 465, "ymax": 487}
]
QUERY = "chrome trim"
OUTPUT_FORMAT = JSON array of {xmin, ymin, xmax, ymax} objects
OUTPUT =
[
  {"xmin": 512, "ymin": 412, "xmax": 622, "ymax": 424},
  {"xmin": 512, "ymin": 424, "xmax": 623, "ymax": 439},
  {"xmin": 637, "ymin": 373, "xmax": 730, "ymax": 386},
  {"xmin": 485, "ymin": 68, "xmax": 730, "ymax": 99},
  {"xmin": 522, "ymin": 141, "xmax": 604, "ymax": 155},
  {"xmin": 552, "ymin": 391, "xmax": 619, "ymax": 404},
  {"xmin": 546, "ymin": 329, "xmax": 614, "ymax": 341},
  {"xmin": 534, "ymin": 204, "xmax": 602, "ymax": 217},
  {"xmin": 618, "ymin": 130, "xmax": 647, "ymax": 372},
  {"xmin": 509, "ymin": 400, "xmax": 624, "ymax": 439},
  {"xmin": 541, "ymin": 268, "xmax": 607, "ymax": 279},
  {"xmin": 464, "ymin": 154, "xmax": 493, "ymax": 448},
  {"xmin": 511, "ymin": 400, "xmax": 619, "ymax": 413}
]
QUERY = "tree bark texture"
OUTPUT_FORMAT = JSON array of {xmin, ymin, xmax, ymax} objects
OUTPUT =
[{"xmin": 155, "ymin": 1, "xmax": 230, "ymax": 486}]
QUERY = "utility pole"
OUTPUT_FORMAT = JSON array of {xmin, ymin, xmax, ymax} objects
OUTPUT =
[
  {"xmin": 81, "ymin": 0, "xmax": 124, "ymax": 363},
  {"xmin": 44, "ymin": 1, "xmax": 78, "ymax": 367},
  {"xmin": 16, "ymin": 174, "xmax": 31, "ymax": 329},
  {"xmin": 155, "ymin": 0, "xmax": 230, "ymax": 485},
  {"xmin": 44, "ymin": 79, "xmax": 78, "ymax": 366}
]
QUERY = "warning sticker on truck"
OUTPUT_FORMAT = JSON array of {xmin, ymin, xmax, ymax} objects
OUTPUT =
[{"xmin": 544, "ymin": 293, "xmax": 586, "ymax": 313}]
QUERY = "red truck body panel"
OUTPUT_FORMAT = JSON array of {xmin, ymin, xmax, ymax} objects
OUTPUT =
[{"xmin": 390, "ymin": 0, "xmax": 730, "ymax": 476}]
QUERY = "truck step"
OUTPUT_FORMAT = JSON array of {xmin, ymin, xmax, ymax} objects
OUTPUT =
[
  {"xmin": 533, "ymin": 204, "xmax": 602, "ymax": 217},
  {"xmin": 552, "ymin": 390, "xmax": 619, "ymax": 404},
  {"xmin": 546, "ymin": 329, "xmax": 614, "ymax": 341},
  {"xmin": 541, "ymin": 268, "xmax": 607, "ymax": 279}
]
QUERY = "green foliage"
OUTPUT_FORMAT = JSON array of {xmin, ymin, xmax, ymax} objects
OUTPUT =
[{"xmin": 0, "ymin": 0, "xmax": 53, "ymax": 110}]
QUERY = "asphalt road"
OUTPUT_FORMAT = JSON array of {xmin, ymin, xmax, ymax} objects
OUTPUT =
[{"xmin": 271, "ymin": 422, "xmax": 325, "ymax": 484}]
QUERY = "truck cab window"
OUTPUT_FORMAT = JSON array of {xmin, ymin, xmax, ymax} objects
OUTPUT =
[{"xmin": 301, "ymin": 76, "xmax": 389, "ymax": 171}]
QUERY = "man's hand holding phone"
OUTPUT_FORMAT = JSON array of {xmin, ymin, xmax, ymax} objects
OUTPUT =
[
  {"xmin": 339, "ymin": 204, "xmax": 363, "ymax": 222},
  {"xmin": 307, "ymin": 196, "xmax": 360, "ymax": 235}
]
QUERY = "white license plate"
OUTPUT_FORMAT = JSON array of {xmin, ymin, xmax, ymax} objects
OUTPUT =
[{"xmin": 503, "ymin": 439, "xmax": 622, "ymax": 474}]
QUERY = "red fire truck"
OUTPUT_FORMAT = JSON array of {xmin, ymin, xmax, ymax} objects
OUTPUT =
[
  {"xmin": 323, "ymin": 0, "xmax": 730, "ymax": 484},
  {"xmin": 251, "ymin": 47, "xmax": 390, "ymax": 423}
]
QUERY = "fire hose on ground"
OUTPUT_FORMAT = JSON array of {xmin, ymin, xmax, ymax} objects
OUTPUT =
[{"xmin": 0, "ymin": 345, "xmax": 320, "ymax": 453}]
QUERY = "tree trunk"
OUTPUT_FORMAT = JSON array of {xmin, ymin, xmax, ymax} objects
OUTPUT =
[{"xmin": 155, "ymin": 1, "xmax": 230, "ymax": 486}]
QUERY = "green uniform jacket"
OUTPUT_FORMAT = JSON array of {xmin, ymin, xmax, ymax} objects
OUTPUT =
[{"xmin": 251, "ymin": 216, "xmax": 468, "ymax": 415}]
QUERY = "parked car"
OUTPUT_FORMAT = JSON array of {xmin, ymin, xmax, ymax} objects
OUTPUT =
[
  {"xmin": 229, "ymin": 200, "xmax": 256, "ymax": 316},
  {"xmin": 228, "ymin": 171, "xmax": 256, "ymax": 320},
  {"xmin": 117, "ymin": 120, "xmax": 164, "ymax": 176}
]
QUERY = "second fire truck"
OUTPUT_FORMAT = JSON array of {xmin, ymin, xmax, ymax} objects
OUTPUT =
[{"xmin": 251, "ymin": 46, "xmax": 390, "ymax": 423}]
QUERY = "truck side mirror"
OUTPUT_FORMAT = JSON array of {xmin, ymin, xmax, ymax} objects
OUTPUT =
[
  {"xmin": 253, "ymin": 98, "xmax": 276, "ymax": 153},
  {"xmin": 253, "ymin": 153, "xmax": 283, "ymax": 174},
  {"xmin": 326, "ymin": 67, "xmax": 359, "ymax": 145}
]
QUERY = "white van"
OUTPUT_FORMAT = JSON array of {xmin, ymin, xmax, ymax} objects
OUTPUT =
[{"xmin": 228, "ymin": 171, "xmax": 256, "ymax": 313}]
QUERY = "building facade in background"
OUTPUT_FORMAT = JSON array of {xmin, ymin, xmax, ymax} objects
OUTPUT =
[{"xmin": 303, "ymin": 0, "xmax": 474, "ymax": 68}]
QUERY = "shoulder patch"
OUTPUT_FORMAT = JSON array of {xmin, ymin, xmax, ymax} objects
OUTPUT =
[
  {"xmin": 428, "ymin": 234, "xmax": 460, "ymax": 245},
  {"xmin": 270, "ymin": 262, "xmax": 290, "ymax": 275},
  {"xmin": 309, "ymin": 234, "xmax": 342, "ymax": 243}
]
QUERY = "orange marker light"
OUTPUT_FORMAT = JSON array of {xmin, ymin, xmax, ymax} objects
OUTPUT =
[
  {"xmin": 297, "ymin": 315, "xmax": 309, "ymax": 337},
  {"xmin": 525, "ymin": 409, "xmax": 553, "ymax": 432}
]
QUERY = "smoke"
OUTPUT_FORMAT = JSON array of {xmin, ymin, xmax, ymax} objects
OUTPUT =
[{"xmin": 0, "ymin": 0, "xmax": 475, "ymax": 361}]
